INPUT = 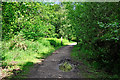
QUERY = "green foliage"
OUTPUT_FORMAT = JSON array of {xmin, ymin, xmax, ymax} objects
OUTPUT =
[
  {"xmin": 45, "ymin": 38, "xmax": 69, "ymax": 47},
  {"xmin": 2, "ymin": 2, "xmax": 120, "ymax": 77},
  {"xmin": 2, "ymin": 2, "xmax": 62, "ymax": 40},
  {"xmin": 2, "ymin": 2, "xmax": 76, "ymax": 41},
  {"xmin": 66, "ymin": 2, "xmax": 120, "ymax": 42},
  {"xmin": 2, "ymin": 3, "xmax": 75, "ymax": 78},
  {"xmin": 66, "ymin": 2, "xmax": 120, "ymax": 75}
]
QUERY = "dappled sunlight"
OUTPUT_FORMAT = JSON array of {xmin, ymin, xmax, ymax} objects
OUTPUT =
[
  {"xmin": 69, "ymin": 42, "xmax": 77, "ymax": 46},
  {"xmin": 1, "ymin": 2, "xmax": 120, "ymax": 79}
]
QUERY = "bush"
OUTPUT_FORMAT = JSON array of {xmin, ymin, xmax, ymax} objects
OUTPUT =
[
  {"xmin": 45, "ymin": 38, "xmax": 69, "ymax": 47},
  {"xmin": 92, "ymin": 39, "xmax": 120, "ymax": 74},
  {"xmin": 75, "ymin": 39, "xmax": 120, "ymax": 75}
]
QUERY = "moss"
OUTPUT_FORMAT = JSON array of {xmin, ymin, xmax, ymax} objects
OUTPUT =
[{"xmin": 59, "ymin": 61, "xmax": 73, "ymax": 72}]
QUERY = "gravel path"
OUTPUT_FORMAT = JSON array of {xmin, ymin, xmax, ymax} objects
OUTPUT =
[{"xmin": 27, "ymin": 43, "xmax": 83, "ymax": 78}]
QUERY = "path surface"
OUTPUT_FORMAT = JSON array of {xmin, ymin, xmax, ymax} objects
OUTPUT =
[{"xmin": 27, "ymin": 43, "xmax": 83, "ymax": 78}]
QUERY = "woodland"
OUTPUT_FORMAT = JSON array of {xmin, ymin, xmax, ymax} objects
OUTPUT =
[{"xmin": 1, "ymin": 2, "xmax": 120, "ymax": 78}]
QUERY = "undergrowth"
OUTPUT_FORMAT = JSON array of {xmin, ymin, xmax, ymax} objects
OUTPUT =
[
  {"xmin": 1, "ymin": 34, "xmax": 72, "ymax": 79},
  {"xmin": 71, "ymin": 45, "xmax": 120, "ymax": 78}
]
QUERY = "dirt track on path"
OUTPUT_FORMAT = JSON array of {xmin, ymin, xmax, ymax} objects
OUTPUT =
[{"xmin": 27, "ymin": 43, "xmax": 83, "ymax": 78}]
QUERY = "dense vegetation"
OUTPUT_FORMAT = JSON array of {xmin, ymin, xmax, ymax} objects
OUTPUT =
[
  {"xmin": 67, "ymin": 2, "xmax": 120, "ymax": 77},
  {"xmin": 1, "ymin": 2, "xmax": 120, "ymax": 78},
  {"xmin": 1, "ymin": 2, "xmax": 73, "ymax": 78}
]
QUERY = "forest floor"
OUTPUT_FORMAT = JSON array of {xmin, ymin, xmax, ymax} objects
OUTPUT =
[{"xmin": 27, "ymin": 43, "xmax": 85, "ymax": 78}]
